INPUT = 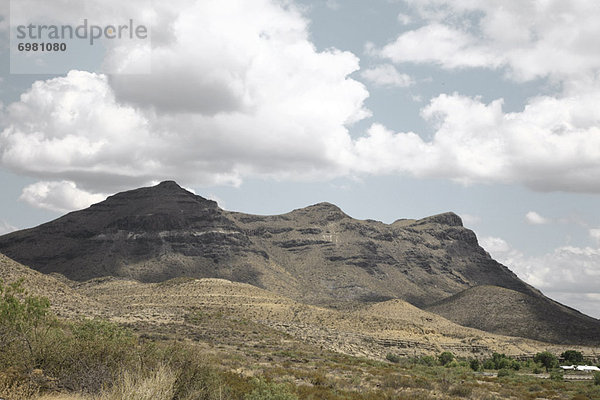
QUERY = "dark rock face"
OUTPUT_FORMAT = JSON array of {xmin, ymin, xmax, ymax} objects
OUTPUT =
[
  {"xmin": 1, "ymin": 181, "xmax": 598, "ymax": 344},
  {"xmin": 426, "ymin": 286, "xmax": 600, "ymax": 346},
  {"xmin": 0, "ymin": 182, "xmax": 534, "ymax": 300}
]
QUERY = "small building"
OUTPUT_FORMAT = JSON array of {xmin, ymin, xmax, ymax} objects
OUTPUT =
[{"xmin": 560, "ymin": 365, "xmax": 600, "ymax": 372}]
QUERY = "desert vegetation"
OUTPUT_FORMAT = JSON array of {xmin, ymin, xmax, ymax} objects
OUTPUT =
[{"xmin": 2, "ymin": 278, "xmax": 600, "ymax": 400}]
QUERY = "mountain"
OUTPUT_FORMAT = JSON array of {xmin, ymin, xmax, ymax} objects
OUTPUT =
[
  {"xmin": 0, "ymin": 181, "xmax": 533, "ymax": 306},
  {"xmin": 0, "ymin": 181, "xmax": 598, "ymax": 345},
  {"xmin": 425, "ymin": 285, "xmax": 600, "ymax": 345}
]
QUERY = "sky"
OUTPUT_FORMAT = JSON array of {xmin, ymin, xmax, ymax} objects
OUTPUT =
[{"xmin": 1, "ymin": 0, "xmax": 600, "ymax": 318}]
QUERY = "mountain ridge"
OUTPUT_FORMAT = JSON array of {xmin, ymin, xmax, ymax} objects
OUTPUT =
[{"xmin": 1, "ymin": 181, "xmax": 598, "ymax": 344}]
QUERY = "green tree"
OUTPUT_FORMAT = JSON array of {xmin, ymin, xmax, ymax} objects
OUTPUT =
[
  {"xmin": 560, "ymin": 350, "xmax": 584, "ymax": 365},
  {"xmin": 469, "ymin": 359, "xmax": 480, "ymax": 371},
  {"xmin": 0, "ymin": 278, "xmax": 52, "ymax": 360},
  {"xmin": 534, "ymin": 351, "xmax": 558, "ymax": 372},
  {"xmin": 438, "ymin": 351, "xmax": 454, "ymax": 366}
]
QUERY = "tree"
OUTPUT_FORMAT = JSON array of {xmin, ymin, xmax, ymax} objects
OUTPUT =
[
  {"xmin": 534, "ymin": 351, "xmax": 558, "ymax": 372},
  {"xmin": 469, "ymin": 359, "xmax": 480, "ymax": 371},
  {"xmin": 0, "ymin": 279, "xmax": 52, "ymax": 354},
  {"xmin": 438, "ymin": 351, "xmax": 454, "ymax": 366},
  {"xmin": 561, "ymin": 350, "xmax": 584, "ymax": 365}
]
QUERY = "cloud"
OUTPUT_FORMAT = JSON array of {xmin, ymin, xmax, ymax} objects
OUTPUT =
[
  {"xmin": 483, "ymin": 237, "xmax": 600, "ymax": 318},
  {"xmin": 19, "ymin": 181, "xmax": 106, "ymax": 213},
  {"xmin": 380, "ymin": 23, "xmax": 502, "ymax": 69},
  {"xmin": 525, "ymin": 211, "xmax": 550, "ymax": 225},
  {"xmin": 589, "ymin": 228, "xmax": 600, "ymax": 245},
  {"xmin": 346, "ymin": 90, "xmax": 600, "ymax": 192},
  {"xmin": 4, "ymin": 0, "xmax": 600, "ymax": 210},
  {"xmin": 380, "ymin": 1, "xmax": 600, "ymax": 82},
  {"xmin": 397, "ymin": 13, "xmax": 412, "ymax": 25},
  {"xmin": 0, "ymin": 221, "xmax": 17, "ymax": 235},
  {"xmin": 480, "ymin": 236, "xmax": 511, "ymax": 253},
  {"xmin": 325, "ymin": 0, "xmax": 340, "ymax": 11},
  {"xmin": 360, "ymin": 64, "xmax": 414, "ymax": 88},
  {"xmin": 0, "ymin": 0, "xmax": 371, "ymax": 209}
]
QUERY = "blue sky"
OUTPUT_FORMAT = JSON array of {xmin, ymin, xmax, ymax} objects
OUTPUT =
[{"xmin": 1, "ymin": 0, "xmax": 600, "ymax": 318}]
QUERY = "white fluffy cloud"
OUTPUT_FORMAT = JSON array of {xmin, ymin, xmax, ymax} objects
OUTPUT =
[
  {"xmin": 380, "ymin": 23, "xmax": 502, "ymax": 70},
  {"xmin": 482, "ymin": 237, "xmax": 600, "ymax": 318},
  {"xmin": 357, "ymin": 1, "xmax": 600, "ymax": 192},
  {"xmin": 0, "ymin": 0, "xmax": 371, "ymax": 211},
  {"xmin": 360, "ymin": 64, "xmax": 414, "ymax": 88},
  {"xmin": 589, "ymin": 228, "xmax": 600, "ymax": 246},
  {"xmin": 480, "ymin": 236, "xmax": 511, "ymax": 253},
  {"xmin": 20, "ymin": 181, "xmax": 106, "ymax": 213},
  {"xmin": 4, "ymin": 0, "xmax": 600, "ymax": 213},
  {"xmin": 384, "ymin": 0, "xmax": 600, "ymax": 82},
  {"xmin": 525, "ymin": 211, "xmax": 550, "ymax": 225},
  {"xmin": 348, "ymin": 90, "xmax": 600, "ymax": 191}
]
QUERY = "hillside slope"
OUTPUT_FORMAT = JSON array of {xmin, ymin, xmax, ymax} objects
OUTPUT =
[
  {"xmin": 425, "ymin": 285, "xmax": 600, "ymax": 346},
  {"xmin": 0, "ymin": 253, "xmax": 107, "ymax": 318}
]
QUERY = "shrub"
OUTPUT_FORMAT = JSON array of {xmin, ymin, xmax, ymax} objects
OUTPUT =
[
  {"xmin": 41, "ymin": 319, "xmax": 137, "ymax": 392},
  {"xmin": 534, "ymin": 351, "xmax": 558, "ymax": 372},
  {"xmin": 438, "ymin": 352, "xmax": 454, "ymax": 366},
  {"xmin": 497, "ymin": 368, "xmax": 511, "ymax": 378},
  {"xmin": 449, "ymin": 385, "xmax": 473, "ymax": 397},
  {"xmin": 594, "ymin": 371, "xmax": 600, "ymax": 386},
  {"xmin": 0, "ymin": 278, "xmax": 52, "ymax": 369},
  {"xmin": 386, "ymin": 353, "xmax": 401, "ymax": 363},
  {"xmin": 549, "ymin": 370, "xmax": 563, "ymax": 381},
  {"xmin": 561, "ymin": 350, "xmax": 584, "ymax": 365},
  {"xmin": 470, "ymin": 359, "xmax": 480, "ymax": 371},
  {"xmin": 418, "ymin": 355, "xmax": 436, "ymax": 366},
  {"xmin": 244, "ymin": 378, "xmax": 298, "ymax": 400},
  {"xmin": 483, "ymin": 359, "xmax": 496, "ymax": 370},
  {"xmin": 510, "ymin": 360, "xmax": 521, "ymax": 371}
]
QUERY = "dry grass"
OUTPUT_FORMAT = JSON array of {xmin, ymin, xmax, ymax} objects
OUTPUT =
[{"xmin": 97, "ymin": 364, "xmax": 176, "ymax": 400}]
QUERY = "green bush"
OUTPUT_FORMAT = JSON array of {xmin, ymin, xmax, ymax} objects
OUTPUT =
[
  {"xmin": 449, "ymin": 385, "xmax": 473, "ymax": 397},
  {"xmin": 549, "ymin": 369, "xmax": 563, "ymax": 381},
  {"xmin": 497, "ymin": 368, "xmax": 511, "ymax": 378},
  {"xmin": 561, "ymin": 350, "xmax": 584, "ymax": 365},
  {"xmin": 438, "ymin": 352, "xmax": 454, "ymax": 366},
  {"xmin": 418, "ymin": 355, "xmax": 437, "ymax": 366},
  {"xmin": 386, "ymin": 353, "xmax": 401, "ymax": 363},
  {"xmin": 0, "ymin": 278, "xmax": 53, "ymax": 370},
  {"xmin": 244, "ymin": 378, "xmax": 298, "ymax": 400},
  {"xmin": 483, "ymin": 352, "xmax": 520, "ymax": 371},
  {"xmin": 534, "ymin": 351, "xmax": 558, "ymax": 372},
  {"xmin": 470, "ymin": 359, "xmax": 480, "ymax": 371},
  {"xmin": 593, "ymin": 371, "xmax": 600, "ymax": 385},
  {"xmin": 40, "ymin": 319, "xmax": 137, "ymax": 392},
  {"xmin": 511, "ymin": 360, "xmax": 521, "ymax": 371}
]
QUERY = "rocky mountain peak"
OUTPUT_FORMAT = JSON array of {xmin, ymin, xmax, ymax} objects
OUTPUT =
[
  {"xmin": 416, "ymin": 212, "xmax": 463, "ymax": 227},
  {"xmin": 288, "ymin": 202, "xmax": 348, "ymax": 222}
]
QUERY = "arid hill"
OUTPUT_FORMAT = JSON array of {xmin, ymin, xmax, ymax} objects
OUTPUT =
[
  {"xmin": 425, "ymin": 285, "xmax": 600, "ymax": 345},
  {"xmin": 2, "ymin": 253, "xmax": 597, "ymax": 360},
  {"xmin": 0, "ymin": 181, "xmax": 599, "ymax": 345}
]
